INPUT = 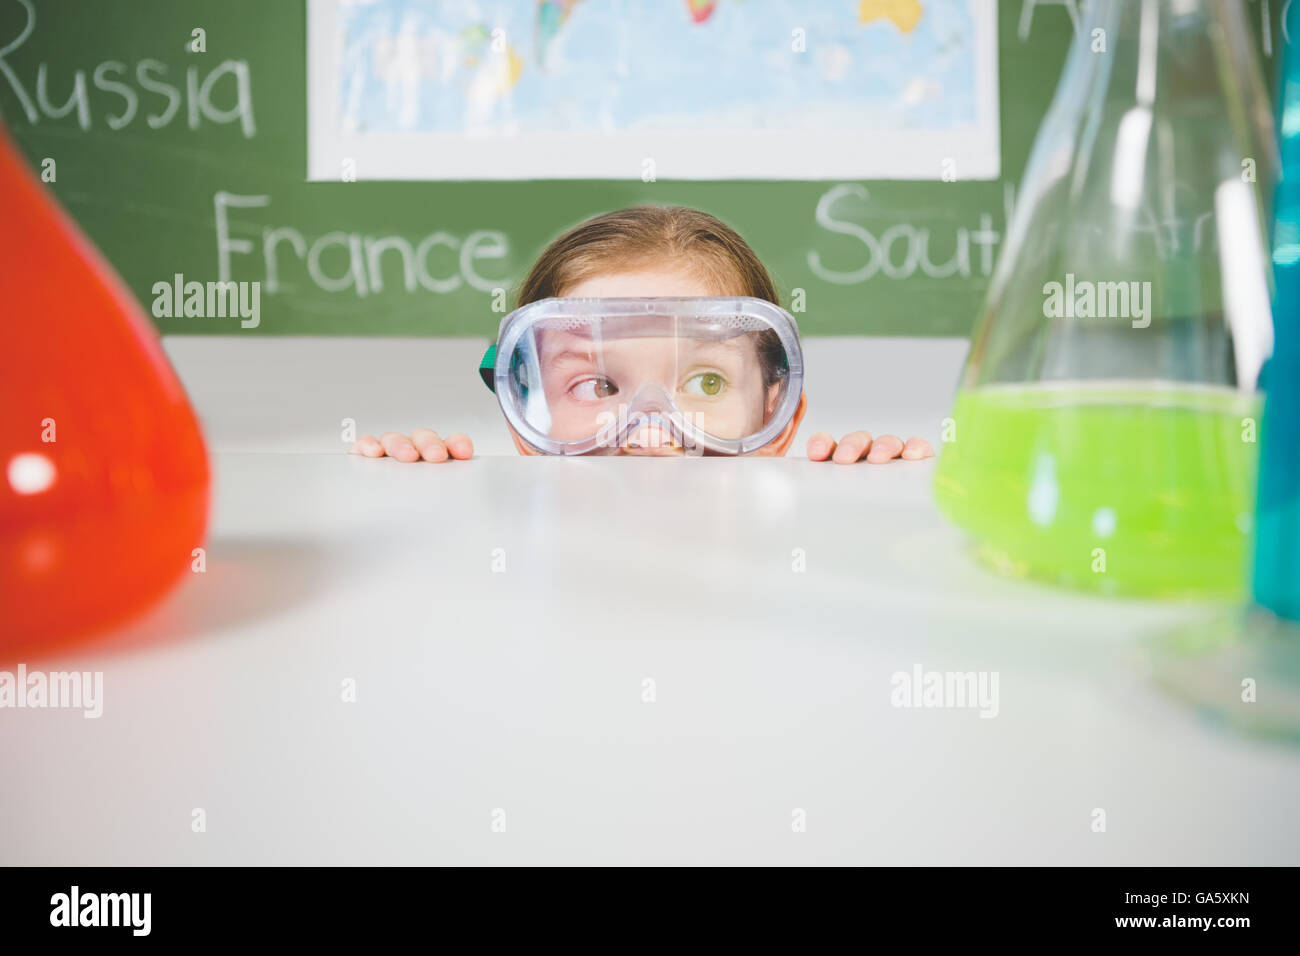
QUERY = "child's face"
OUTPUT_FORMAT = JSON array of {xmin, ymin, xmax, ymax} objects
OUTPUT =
[
  {"xmin": 507, "ymin": 267, "xmax": 805, "ymax": 456},
  {"xmin": 535, "ymin": 326, "xmax": 775, "ymax": 447}
]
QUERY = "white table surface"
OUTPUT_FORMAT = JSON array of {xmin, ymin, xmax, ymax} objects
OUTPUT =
[{"xmin": 2, "ymin": 336, "xmax": 1298, "ymax": 865}]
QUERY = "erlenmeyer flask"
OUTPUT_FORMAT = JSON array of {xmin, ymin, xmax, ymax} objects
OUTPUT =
[
  {"xmin": 1255, "ymin": 22, "xmax": 1300, "ymax": 619},
  {"xmin": 0, "ymin": 123, "xmax": 210, "ymax": 651},
  {"xmin": 935, "ymin": 0, "xmax": 1278, "ymax": 598}
]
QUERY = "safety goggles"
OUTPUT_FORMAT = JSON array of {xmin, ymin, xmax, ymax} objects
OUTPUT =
[{"xmin": 479, "ymin": 297, "xmax": 804, "ymax": 456}]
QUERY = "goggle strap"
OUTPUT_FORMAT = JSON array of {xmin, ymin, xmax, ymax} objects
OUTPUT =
[{"xmin": 479, "ymin": 343, "xmax": 497, "ymax": 392}]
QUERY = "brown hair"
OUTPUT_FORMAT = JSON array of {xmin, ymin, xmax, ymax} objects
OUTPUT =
[{"xmin": 517, "ymin": 205, "xmax": 789, "ymax": 387}]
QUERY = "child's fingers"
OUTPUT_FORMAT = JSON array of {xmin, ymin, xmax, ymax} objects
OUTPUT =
[
  {"xmin": 443, "ymin": 433, "xmax": 474, "ymax": 460},
  {"xmin": 410, "ymin": 428, "xmax": 450, "ymax": 462},
  {"xmin": 866, "ymin": 434, "xmax": 905, "ymax": 463},
  {"xmin": 832, "ymin": 430, "xmax": 873, "ymax": 464},
  {"xmin": 901, "ymin": 436, "xmax": 934, "ymax": 460},
  {"xmin": 350, "ymin": 434, "xmax": 385, "ymax": 457},
  {"xmin": 806, "ymin": 432, "xmax": 836, "ymax": 461},
  {"xmin": 379, "ymin": 431, "xmax": 421, "ymax": 462}
]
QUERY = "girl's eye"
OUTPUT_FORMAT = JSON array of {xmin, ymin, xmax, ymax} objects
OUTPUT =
[
  {"xmin": 571, "ymin": 377, "xmax": 618, "ymax": 400},
  {"xmin": 683, "ymin": 372, "xmax": 726, "ymax": 397}
]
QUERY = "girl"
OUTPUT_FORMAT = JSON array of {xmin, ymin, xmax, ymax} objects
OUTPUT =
[{"xmin": 350, "ymin": 204, "xmax": 934, "ymax": 463}]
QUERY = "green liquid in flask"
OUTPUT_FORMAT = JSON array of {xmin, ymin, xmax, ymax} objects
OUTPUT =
[{"xmin": 934, "ymin": 383, "xmax": 1260, "ymax": 598}]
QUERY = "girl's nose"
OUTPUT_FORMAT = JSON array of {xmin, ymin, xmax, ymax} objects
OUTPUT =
[{"xmin": 623, "ymin": 424, "xmax": 682, "ymax": 456}]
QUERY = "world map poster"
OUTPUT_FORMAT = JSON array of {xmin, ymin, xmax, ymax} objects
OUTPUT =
[{"xmin": 307, "ymin": 0, "xmax": 1000, "ymax": 180}]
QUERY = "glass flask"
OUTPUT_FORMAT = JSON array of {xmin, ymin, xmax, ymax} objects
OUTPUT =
[
  {"xmin": 935, "ymin": 0, "xmax": 1278, "ymax": 598},
  {"xmin": 1254, "ymin": 23, "xmax": 1300, "ymax": 621},
  {"xmin": 0, "ymin": 122, "xmax": 210, "ymax": 652}
]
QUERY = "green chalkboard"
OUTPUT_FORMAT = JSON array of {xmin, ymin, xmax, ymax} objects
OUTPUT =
[{"xmin": 0, "ymin": 0, "xmax": 1284, "ymax": 336}]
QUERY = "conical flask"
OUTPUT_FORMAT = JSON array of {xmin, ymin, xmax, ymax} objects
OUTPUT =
[
  {"xmin": 1254, "ymin": 21, "xmax": 1300, "ymax": 620},
  {"xmin": 0, "ymin": 122, "xmax": 210, "ymax": 651},
  {"xmin": 935, "ymin": 0, "xmax": 1278, "ymax": 598}
]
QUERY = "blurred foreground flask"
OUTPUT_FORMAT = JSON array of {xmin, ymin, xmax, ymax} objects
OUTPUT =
[
  {"xmin": 935, "ymin": 0, "xmax": 1278, "ymax": 598},
  {"xmin": 1254, "ymin": 25, "xmax": 1300, "ymax": 620},
  {"xmin": 0, "ymin": 123, "xmax": 210, "ymax": 650}
]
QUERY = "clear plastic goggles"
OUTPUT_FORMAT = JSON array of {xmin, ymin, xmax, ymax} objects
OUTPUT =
[{"xmin": 481, "ymin": 297, "xmax": 804, "ymax": 456}]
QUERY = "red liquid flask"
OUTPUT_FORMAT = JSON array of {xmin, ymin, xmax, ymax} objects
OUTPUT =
[{"xmin": 0, "ymin": 123, "xmax": 210, "ymax": 652}]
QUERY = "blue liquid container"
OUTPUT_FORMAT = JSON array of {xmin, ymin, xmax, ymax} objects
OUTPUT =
[{"xmin": 1257, "ymin": 47, "xmax": 1300, "ymax": 620}]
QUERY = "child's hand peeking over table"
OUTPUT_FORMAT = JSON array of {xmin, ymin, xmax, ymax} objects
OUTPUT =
[{"xmin": 349, "ymin": 205, "xmax": 934, "ymax": 464}]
